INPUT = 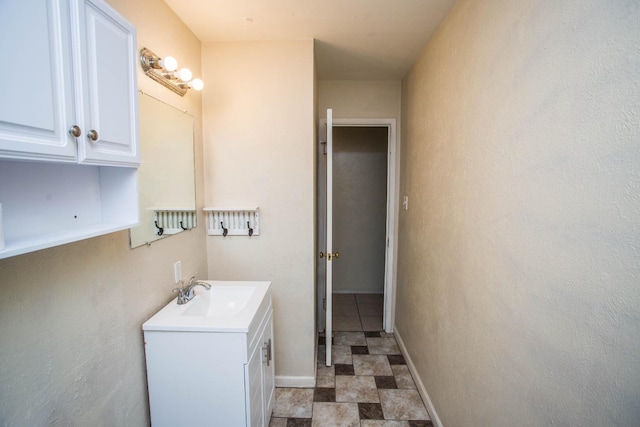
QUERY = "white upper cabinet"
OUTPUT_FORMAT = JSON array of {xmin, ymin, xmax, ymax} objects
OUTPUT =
[
  {"xmin": 73, "ymin": 0, "xmax": 139, "ymax": 166},
  {"xmin": 0, "ymin": 0, "xmax": 77, "ymax": 162},
  {"xmin": 0, "ymin": 0, "xmax": 139, "ymax": 166},
  {"xmin": 0, "ymin": 0, "xmax": 139, "ymax": 259}
]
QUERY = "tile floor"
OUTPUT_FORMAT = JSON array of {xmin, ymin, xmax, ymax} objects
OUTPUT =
[
  {"xmin": 270, "ymin": 293, "xmax": 432, "ymax": 427},
  {"xmin": 333, "ymin": 293, "xmax": 384, "ymax": 332}
]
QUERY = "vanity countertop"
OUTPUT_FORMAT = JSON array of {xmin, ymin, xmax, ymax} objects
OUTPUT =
[{"xmin": 142, "ymin": 280, "xmax": 271, "ymax": 333}]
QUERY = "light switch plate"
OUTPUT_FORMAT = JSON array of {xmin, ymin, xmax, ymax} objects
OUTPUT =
[{"xmin": 174, "ymin": 261, "xmax": 182, "ymax": 283}]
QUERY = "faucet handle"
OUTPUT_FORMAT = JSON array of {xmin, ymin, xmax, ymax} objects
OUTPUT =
[
  {"xmin": 172, "ymin": 285, "xmax": 187, "ymax": 304},
  {"xmin": 172, "ymin": 286, "xmax": 184, "ymax": 300}
]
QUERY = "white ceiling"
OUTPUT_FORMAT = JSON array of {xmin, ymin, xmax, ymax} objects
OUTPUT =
[{"xmin": 162, "ymin": 0, "xmax": 456, "ymax": 80}]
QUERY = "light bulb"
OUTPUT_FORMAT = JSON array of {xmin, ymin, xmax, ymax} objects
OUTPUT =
[
  {"xmin": 178, "ymin": 68, "xmax": 192, "ymax": 82},
  {"xmin": 160, "ymin": 56, "xmax": 178, "ymax": 72},
  {"xmin": 191, "ymin": 78, "xmax": 204, "ymax": 91}
]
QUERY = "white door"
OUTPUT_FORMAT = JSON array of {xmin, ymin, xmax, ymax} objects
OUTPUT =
[{"xmin": 324, "ymin": 108, "xmax": 335, "ymax": 366}]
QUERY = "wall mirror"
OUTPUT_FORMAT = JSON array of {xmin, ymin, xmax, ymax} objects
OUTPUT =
[{"xmin": 130, "ymin": 92, "xmax": 196, "ymax": 248}]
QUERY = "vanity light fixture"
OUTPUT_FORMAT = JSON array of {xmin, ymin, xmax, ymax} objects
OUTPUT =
[{"xmin": 139, "ymin": 47, "xmax": 204, "ymax": 96}]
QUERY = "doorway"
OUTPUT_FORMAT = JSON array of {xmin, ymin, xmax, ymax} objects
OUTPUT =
[
  {"xmin": 317, "ymin": 117, "xmax": 398, "ymax": 347},
  {"xmin": 333, "ymin": 126, "xmax": 388, "ymax": 291}
]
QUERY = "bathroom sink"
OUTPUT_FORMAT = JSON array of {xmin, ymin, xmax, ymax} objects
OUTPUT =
[
  {"xmin": 143, "ymin": 280, "xmax": 271, "ymax": 332},
  {"xmin": 182, "ymin": 286, "xmax": 255, "ymax": 317}
]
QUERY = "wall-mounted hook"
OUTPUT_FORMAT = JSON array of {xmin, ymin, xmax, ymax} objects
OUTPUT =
[
  {"xmin": 204, "ymin": 207, "xmax": 259, "ymax": 237},
  {"xmin": 155, "ymin": 220, "xmax": 164, "ymax": 235},
  {"xmin": 180, "ymin": 221, "xmax": 188, "ymax": 231}
]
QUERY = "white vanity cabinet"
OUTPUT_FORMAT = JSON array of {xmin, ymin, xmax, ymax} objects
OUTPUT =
[
  {"xmin": 143, "ymin": 282, "xmax": 275, "ymax": 427},
  {"xmin": 0, "ymin": 0, "xmax": 139, "ymax": 166},
  {"xmin": 0, "ymin": 0, "xmax": 139, "ymax": 259}
]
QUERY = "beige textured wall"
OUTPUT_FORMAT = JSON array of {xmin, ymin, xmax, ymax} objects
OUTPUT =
[
  {"xmin": 333, "ymin": 127, "xmax": 388, "ymax": 294},
  {"xmin": 397, "ymin": 0, "xmax": 640, "ymax": 426},
  {"xmin": 0, "ymin": 0, "xmax": 207, "ymax": 425},
  {"xmin": 318, "ymin": 80, "xmax": 401, "ymax": 119},
  {"xmin": 202, "ymin": 41, "xmax": 317, "ymax": 384}
]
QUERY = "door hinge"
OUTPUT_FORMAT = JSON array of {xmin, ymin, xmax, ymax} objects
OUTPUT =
[{"xmin": 323, "ymin": 298, "xmax": 326, "ymax": 310}]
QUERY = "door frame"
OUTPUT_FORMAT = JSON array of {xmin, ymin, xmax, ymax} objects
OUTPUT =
[{"xmin": 318, "ymin": 117, "xmax": 398, "ymax": 333}]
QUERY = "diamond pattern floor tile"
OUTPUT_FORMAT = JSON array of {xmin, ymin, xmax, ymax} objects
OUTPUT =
[
  {"xmin": 379, "ymin": 389, "xmax": 430, "ymax": 421},
  {"xmin": 273, "ymin": 388, "xmax": 314, "ymax": 418},
  {"xmin": 311, "ymin": 402, "xmax": 360, "ymax": 427},
  {"xmin": 271, "ymin": 294, "xmax": 431, "ymax": 426},
  {"xmin": 336, "ymin": 375, "xmax": 380, "ymax": 403},
  {"xmin": 366, "ymin": 337, "xmax": 401, "ymax": 355},
  {"xmin": 353, "ymin": 355, "xmax": 393, "ymax": 376}
]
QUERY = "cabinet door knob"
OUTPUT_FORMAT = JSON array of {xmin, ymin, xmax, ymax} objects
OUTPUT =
[
  {"xmin": 87, "ymin": 129, "xmax": 99, "ymax": 142},
  {"xmin": 69, "ymin": 125, "xmax": 82, "ymax": 138}
]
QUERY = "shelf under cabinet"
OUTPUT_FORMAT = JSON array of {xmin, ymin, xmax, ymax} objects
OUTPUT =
[
  {"xmin": 0, "ymin": 221, "xmax": 136, "ymax": 259},
  {"xmin": 0, "ymin": 160, "xmax": 138, "ymax": 259}
]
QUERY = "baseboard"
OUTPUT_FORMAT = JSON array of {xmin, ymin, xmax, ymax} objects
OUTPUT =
[
  {"xmin": 332, "ymin": 290, "xmax": 384, "ymax": 294},
  {"xmin": 394, "ymin": 328, "xmax": 443, "ymax": 427},
  {"xmin": 275, "ymin": 376, "xmax": 316, "ymax": 388}
]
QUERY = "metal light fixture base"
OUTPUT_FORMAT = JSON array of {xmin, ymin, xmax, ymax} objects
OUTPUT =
[{"xmin": 139, "ymin": 47, "xmax": 187, "ymax": 97}]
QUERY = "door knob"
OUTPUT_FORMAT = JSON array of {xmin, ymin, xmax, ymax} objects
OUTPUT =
[
  {"xmin": 69, "ymin": 125, "xmax": 82, "ymax": 137},
  {"xmin": 87, "ymin": 129, "xmax": 99, "ymax": 142},
  {"xmin": 320, "ymin": 251, "xmax": 339, "ymax": 260}
]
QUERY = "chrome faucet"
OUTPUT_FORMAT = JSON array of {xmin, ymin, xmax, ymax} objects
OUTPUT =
[{"xmin": 173, "ymin": 276, "xmax": 211, "ymax": 305}]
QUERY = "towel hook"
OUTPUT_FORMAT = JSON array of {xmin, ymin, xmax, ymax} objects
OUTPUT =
[
  {"xmin": 220, "ymin": 221, "xmax": 228, "ymax": 237},
  {"xmin": 247, "ymin": 221, "xmax": 254, "ymax": 236},
  {"xmin": 180, "ymin": 221, "xmax": 188, "ymax": 231},
  {"xmin": 154, "ymin": 220, "xmax": 164, "ymax": 236}
]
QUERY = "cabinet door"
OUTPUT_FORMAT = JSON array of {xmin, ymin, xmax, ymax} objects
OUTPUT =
[
  {"xmin": 246, "ymin": 340, "xmax": 264, "ymax": 427},
  {"xmin": 246, "ymin": 308, "xmax": 275, "ymax": 427},
  {"xmin": 261, "ymin": 311, "xmax": 275, "ymax": 422},
  {"xmin": 72, "ymin": 0, "xmax": 139, "ymax": 166},
  {"xmin": 0, "ymin": 0, "xmax": 77, "ymax": 162}
]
